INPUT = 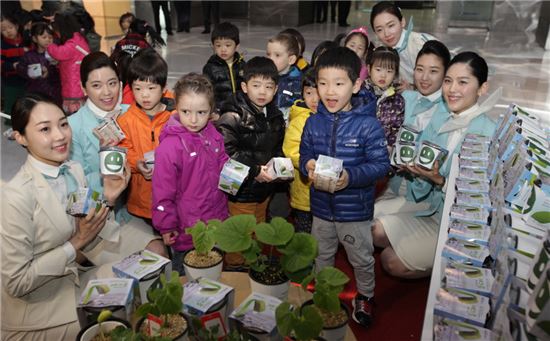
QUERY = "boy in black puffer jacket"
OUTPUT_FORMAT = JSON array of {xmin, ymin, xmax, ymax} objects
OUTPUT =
[{"xmin": 203, "ymin": 22, "xmax": 246, "ymax": 112}]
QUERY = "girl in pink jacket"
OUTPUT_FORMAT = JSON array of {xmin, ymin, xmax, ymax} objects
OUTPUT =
[
  {"xmin": 152, "ymin": 73, "xmax": 229, "ymax": 274},
  {"xmin": 48, "ymin": 13, "xmax": 90, "ymax": 114}
]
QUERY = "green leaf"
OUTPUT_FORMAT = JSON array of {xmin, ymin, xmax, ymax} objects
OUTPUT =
[
  {"xmin": 187, "ymin": 221, "xmax": 216, "ymax": 255},
  {"xmin": 97, "ymin": 309, "xmax": 112, "ymax": 323},
  {"xmin": 275, "ymin": 302, "xmax": 295, "ymax": 336},
  {"xmin": 300, "ymin": 272, "xmax": 315, "ymax": 291},
  {"xmin": 294, "ymin": 305, "xmax": 323, "ymax": 341},
  {"xmin": 316, "ymin": 266, "xmax": 350, "ymax": 287},
  {"xmin": 241, "ymin": 239, "xmax": 261, "ymax": 264},
  {"xmin": 279, "ymin": 233, "xmax": 318, "ymax": 273},
  {"xmin": 139, "ymin": 271, "xmax": 183, "ymax": 319},
  {"xmin": 255, "ymin": 217, "xmax": 294, "ymax": 246},
  {"xmin": 313, "ymin": 282, "xmax": 341, "ymax": 312},
  {"xmin": 532, "ymin": 211, "xmax": 550, "ymax": 224},
  {"xmin": 213, "ymin": 215, "xmax": 256, "ymax": 252}
]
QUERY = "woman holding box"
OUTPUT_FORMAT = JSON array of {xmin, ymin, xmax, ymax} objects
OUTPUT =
[{"xmin": 372, "ymin": 51, "xmax": 500, "ymax": 278}]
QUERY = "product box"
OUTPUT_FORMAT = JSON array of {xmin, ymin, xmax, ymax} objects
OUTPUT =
[
  {"xmin": 391, "ymin": 141, "xmax": 416, "ymax": 166},
  {"xmin": 27, "ymin": 63, "xmax": 42, "ymax": 78},
  {"xmin": 455, "ymin": 192, "xmax": 492, "ymax": 209},
  {"xmin": 459, "ymin": 158, "xmax": 489, "ymax": 170},
  {"xmin": 218, "ymin": 159, "xmax": 250, "ymax": 195},
  {"xmin": 464, "ymin": 133, "xmax": 492, "ymax": 146},
  {"xmin": 397, "ymin": 124, "xmax": 420, "ymax": 143},
  {"xmin": 183, "ymin": 277, "xmax": 234, "ymax": 319},
  {"xmin": 526, "ymin": 267, "xmax": 550, "ymax": 339},
  {"xmin": 143, "ymin": 150, "xmax": 155, "ymax": 170},
  {"xmin": 450, "ymin": 204, "xmax": 491, "ymax": 225},
  {"xmin": 99, "ymin": 146, "xmax": 127, "ymax": 175},
  {"xmin": 448, "ymin": 219, "xmax": 491, "ymax": 246},
  {"xmin": 77, "ymin": 278, "xmax": 138, "ymax": 327},
  {"xmin": 526, "ymin": 237, "xmax": 550, "ymax": 294},
  {"xmin": 442, "ymin": 238, "xmax": 492, "ymax": 268},
  {"xmin": 415, "ymin": 141, "xmax": 448, "ymax": 170},
  {"xmin": 66, "ymin": 187, "xmax": 102, "ymax": 217},
  {"xmin": 229, "ymin": 292, "xmax": 282, "ymax": 335},
  {"xmin": 313, "ymin": 155, "xmax": 343, "ymax": 193},
  {"xmin": 460, "ymin": 148, "xmax": 490, "ymax": 162},
  {"xmin": 93, "ymin": 119, "xmax": 126, "ymax": 145},
  {"xmin": 433, "ymin": 318, "xmax": 494, "ymax": 341},
  {"xmin": 455, "ymin": 178, "xmax": 490, "ymax": 194},
  {"xmin": 458, "ymin": 167, "xmax": 488, "ymax": 182},
  {"xmin": 444, "ymin": 262, "xmax": 494, "ymax": 297},
  {"xmin": 265, "ymin": 157, "xmax": 294, "ymax": 180},
  {"xmin": 434, "ymin": 288, "xmax": 490, "ymax": 327},
  {"xmin": 461, "ymin": 140, "xmax": 489, "ymax": 153},
  {"xmin": 112, "ymin": 250, "xmax": 172, "ymax": 303}
]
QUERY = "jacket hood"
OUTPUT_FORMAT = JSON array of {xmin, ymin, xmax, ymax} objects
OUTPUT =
[
  {"xmin": 289, "ymin": 100, "xmax": 313, "ymax": 122},
  {"xmin": 159, "ymin": 113, "xmax": 217, "ymax": 142},
  {"xmin": 317, "ymin": 90, "xmax": 377, "ymax": 120}
]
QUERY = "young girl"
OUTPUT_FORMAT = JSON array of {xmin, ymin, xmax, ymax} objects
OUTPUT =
[
  {"xmin": 1, "ymin": 14, "xmax": 28, "ymax": 114},
  {"xmin": 47, "ymin": 12, "xmax": 90, "ymax": 114},
  {"xmin": 365, "ymin": 46, "xmax": 405, "ymax": 147},
  {"xmin": 370, "ymin": 1, "xmax": 436, "ymax": 89},
  {"xmin": 16, "ymin": 22, "xmax": 62, "ymax": 105},
  {"xmin": 152, "ymin": 73, "xmax": 229, "ymax": 274},
  {"xmin": 113, "ymin": 18, "xmax": 165, "ymax": 58},
  {"xmin": 119, "ymin": 12, "xmax": 135, "ymax": 35},
  {"xmin": 336, "ymin": 26, "xmax": 375, "ymax": 82}
]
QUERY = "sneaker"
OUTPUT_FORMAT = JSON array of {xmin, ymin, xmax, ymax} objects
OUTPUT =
[{"xmin": 352, "ymin": 294, "xmax": 374, "ymax": 328}]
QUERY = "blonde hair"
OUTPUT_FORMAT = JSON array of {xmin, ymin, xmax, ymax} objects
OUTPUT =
[
  {"xmin": 173, "ymin": 73, "xmax": 215, "ymax": 110},
  {"xmin": 268, "ymin": 33, "xmax": 300, "ymax": 57}
]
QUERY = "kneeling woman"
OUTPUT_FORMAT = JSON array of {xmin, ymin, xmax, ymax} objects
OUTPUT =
[
  {"xmin": 372, "ymin": 52, "xmax": 500, "ymax": 278},
  {"xmin": 1, "ymin": 94, "xmax": 131, "ymax": 340}
]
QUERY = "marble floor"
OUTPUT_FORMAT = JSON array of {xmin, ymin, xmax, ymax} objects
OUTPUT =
[{"xmin": 1, "ymin": 2, "xmax": 549, "ymax": 182}]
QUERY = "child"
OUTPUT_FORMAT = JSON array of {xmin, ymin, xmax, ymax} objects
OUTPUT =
[
  {"xmin": 152, "ymin": 73, "xmax": 229, "ymax": 275},
  {"xmin": 47, "ymin": 12, "xmax": 90, "ymax": 114},
  {"xmin": 335, "ymin": 26, "xmax": 375, "ymax": 83},
  {"xmin": 16, "ymin": 22, "xmax": 62, "ymax": 105},
  {"xmin": 267, "ymin": 32, "xmax": 302, "ymax": 124},
  {"xmin": 299, "ymin": 47, "xmax": 390, "ymax": 328},
  {"xmin": 280, "ymin": 28, "xmax": 308, "ymax": 71},
  {"xmin": 119, "ymin": 12, "xmax": 135, "ymax": 35},
  {"xmin": 216, "ymin": 56, "xmax": 285, "ymax": 265},
  {"xmin": 1, "ymin": 14, "xmax": 28, "ymax": 114},
  {"xmin": 117, "ymin": 48, "xmax": 174, "ymax": 222},
  {"xmin": 113, "ymin": 18, "xmax": 165, "ymax": 58},
  {"xmin": 202, "ymin": 22, "xmax": 246, "ymax": 111},
  {"xmin": 283, "ymin": 69, "xmax": 319, "ymax": 233},
  {"xmin": 365, "ymin": 46, "xmax": 405, "ymax": 147}
]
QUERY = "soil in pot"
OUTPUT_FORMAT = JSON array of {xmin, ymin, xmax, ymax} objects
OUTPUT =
[
  {"xmin": 249, "ymin": 263, "xmax": 288, "ymax": 285},
  {"xmin": 138, "ymin": 313, "xmax": 188, "ymax": 339},
  {"xmin": 184, "ymin": 249, "xmax": 222, "ymax": 268},
  {"xmin": 317, "ymin": 306, "xmax": 348, "ymax": 329}
]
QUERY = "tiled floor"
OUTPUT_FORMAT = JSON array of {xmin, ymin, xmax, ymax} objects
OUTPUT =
[{"xmin": 2, "ymin": 3, "xmax": 549, "ymax": 182}]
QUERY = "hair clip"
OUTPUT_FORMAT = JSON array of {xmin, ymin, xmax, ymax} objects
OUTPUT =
[{"xmin": 348, "ymin": 26, "xmax": 369, "ymax": 38}]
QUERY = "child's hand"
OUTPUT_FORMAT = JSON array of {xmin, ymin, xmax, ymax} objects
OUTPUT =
[
  {"xmin": 334, "ymin": 169, "xmax": 349, "ymax": 191},
  {"xmin": 137, "ymin": 159, "xmax": 153, "ymax": 180},
  {"xmin": 162, "ymin": 231, "xmax": 179, "ymax": 246},
  {"xmin": 98, "ymin": 137, "xmax": 118, "ymax": 147},
  {"xmin": 306, "ymin": 159, "xmax": 316, "ymax": 181},
  {"xmin": 254, "ymin": 165, "xmax": 273, "ymax": 183},
  {"xmin": 41, "ymin": 65, "xmax": 48, "ymax": 78}
]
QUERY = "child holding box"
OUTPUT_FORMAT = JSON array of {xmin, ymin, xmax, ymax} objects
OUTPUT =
[{"xmin": 299, "ymin": 47, "xmax": 390, "ymax": 328}]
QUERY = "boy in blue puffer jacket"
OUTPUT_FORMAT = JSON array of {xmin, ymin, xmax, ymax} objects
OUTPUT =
[{"xmin": 299, "ymin": 47, "xmax": 390, "ymax": 329}]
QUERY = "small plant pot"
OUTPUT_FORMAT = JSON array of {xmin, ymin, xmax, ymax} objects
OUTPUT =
[
  {"xmin": 301, "ymin": 300, "xmax": 350, "ymax": 341},
  {"xmin": 136, "ymin": 312, "xmax": 190, "ymax": 341},
  {"xmin": 76, "ymin": 318, "xmax": 131, "ymax": 341},
  {"xmin": 185, "ymin": 293, "xmax": 230, "ymax": 336},
  {"xmin": 183, "ymin": 247, "xmax": 223, "ymax": 282},
  {"xmin": 249, "ymin": 266, "xmax": 290, "ymax": 301}
]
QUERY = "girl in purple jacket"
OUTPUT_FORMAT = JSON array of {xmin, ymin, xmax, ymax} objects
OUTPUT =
[{"xmin": 152, "ymin": 73, "xmax": 229, "ymax": 274}]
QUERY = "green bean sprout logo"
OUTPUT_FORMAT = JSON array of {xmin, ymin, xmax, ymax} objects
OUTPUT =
[
  {"xmin": 400, "ymin": 130, "xmax": 415, "ymax": 142},
  {"xmin": 419, "ymin": 146, "xmax": 435, "ymax": 165},
  {"xmin": 399, "ymin": 146, "xmax": 415, "ymax": 163},
  {"xmin": 104, "ymin": 152, "xmax": 124, "ymax": 173}
]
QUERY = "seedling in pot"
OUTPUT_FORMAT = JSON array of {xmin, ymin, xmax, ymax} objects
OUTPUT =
[{"xmin": 186, "ymin": 219, "xmax": 223, "ymax": 267}]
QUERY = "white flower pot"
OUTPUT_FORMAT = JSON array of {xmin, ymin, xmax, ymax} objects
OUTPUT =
[
  {"xmin": 183, "ymin": 248, "xmax": 223, "ymax": 282},
  {"xmin": 76, "ymin": 319, "xmax": 130, "ymax": 341},
  {"xmin": 248, "ymin": 274, "xmax": 289, "ymax": 301}
]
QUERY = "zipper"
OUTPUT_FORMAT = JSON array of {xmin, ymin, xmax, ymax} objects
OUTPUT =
[
  {"xmin": 329, "ymin": 113, "xmax": 340, "ymax": 219},
  {"xmin": 151, "ymin": 130, "xmax": 155, "ymax": 142},
  {"xmin": 228, "ymin": 62, "xmax": 236, "ymax": 94}
]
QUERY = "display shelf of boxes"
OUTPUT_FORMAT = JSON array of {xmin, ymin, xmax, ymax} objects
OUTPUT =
[{"xmin": 421, "ymin": 104, "xmax": 550, "ymax": 341}]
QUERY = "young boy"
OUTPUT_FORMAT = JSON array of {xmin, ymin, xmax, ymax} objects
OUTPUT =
[
  {"xmin": 283, "ymin": 69, "xmax": 319, "ymax": 234},
  {"xmin": 203, "ymin": 22, "xmax": 246, "ymax": 111},
  {"xmin": 267, "ymin": 32, "xmax": 302, "ymax": 124},
  {"xmin": 117, "ymin": 48, "xmax": 174, "ymax": 222},
  {"xmin": 216, "ymin": 57, "xmax": 285, "ymax": 266},
  {"xmin": 299, "ymin": 47, "xmax": 390, "ymax": 328}
]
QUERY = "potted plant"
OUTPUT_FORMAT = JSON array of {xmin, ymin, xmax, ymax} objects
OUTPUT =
[
  {"xmin": 183, "ymin": 219, "xmax": 224, "ymax": 281},
  {"xmin": 213, "ymin": 215, "xmax": 318, "ymax": 300},
  {"xmin": 275, "ymin": 301, "xmax": 324, "ymax": 341},
  {"xmin": 76, "ymin": 310, "xmax": 132, "ymax": 341},
  {"xmin": 135, "ymin": 271, "xmax": 190, "ymax": 340}
]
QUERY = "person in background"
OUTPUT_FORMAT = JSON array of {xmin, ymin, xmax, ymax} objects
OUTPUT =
[
  {"xmin": 16, "ymin": 22, "xmax": 62, "ymax": 106},
  {"xmin": 280, "ymin": 28, "xmax": 309, "ymax": 71},
  {"xmin": 152, "ymin": 73, "xmax": 229, "ymax": 275},
  {"xmin": 314, "ymin": 1, "xmax": 329, "ymax": 23},
  {"xmin": 119, "ymin": 12, "xmax": 135, "ymax": 35},
  {"xmin": 203, "ymin": 22, "xmax": 245, "ymax": 111},
  {"xmin": 150, "ymin": 0, "xmax": 173, "ymax": 35},
  {"xmin": 173, "ymin": 1, "xmax": 191, "ymax": 33},
  {"xmin": 1, "ymin": 13, "xmax": 28, "ymax": 115},
  {"xmin": 201, "ymin": 0, "xmax": 220, "ymax": 34},
  {"xmin": 114, "ymin": 18, "xmax": 165, "ymax": 58},
  {"xmin": 335, "ymin": 26, "xmax": 375, "ymax": 83}
]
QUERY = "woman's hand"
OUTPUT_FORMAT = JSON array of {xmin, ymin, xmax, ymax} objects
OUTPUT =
[
  {"xmin": 396, "ymin": 79, "xmax": 413, "ymax": 92},
  {"xmin": 99, "ymin": 137, "xmax": 118, "ymax": 148},
  {"xmin": 70, "ymin": 205, "xmax": 109, "ymax": 250},
  {"xmin": 103, "ymin": 164, "xmax": 131, "ymax": 205},
  {"xmin": 405, "ymin": 161, "xmax": 445, "ymax": 186},
  {"xmin": 136, "ymin": 159, "xmax": 153, "ymax": 180},
  {"xmin": 254, "ymin": 165, "xmax": 274, "ymax": 183}
]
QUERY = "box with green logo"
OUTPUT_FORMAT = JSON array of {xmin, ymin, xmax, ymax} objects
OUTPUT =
[
  {"xmin": 218, "ymin": 159, "xmax": 250, "ymax": 195},
  {"xmin": 266, "ymin": 157, "xmax": 294, "ymax": 180},
  {"xmin": 397, "ymin": 124, "xmax": 420, "ymax": 144},
  {"xmin": 391, "ymin": 141, "xmax": 417, "ymax": 166},
  {"xmin": 415, "ymin": 141, "xmax": 448, "ymax": 170},
  {"xmin": 66, "ymin": 187, "xmax": 102, "ymax": 217}
]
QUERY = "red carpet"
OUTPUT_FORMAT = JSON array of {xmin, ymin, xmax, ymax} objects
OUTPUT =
[{"xmin": 333, "ymin": 245, "xmax": 430, "ymax": 340}]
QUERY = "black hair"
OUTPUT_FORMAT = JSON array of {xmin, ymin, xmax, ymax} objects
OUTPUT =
[
  {"xmin": 12, "ymin": 93, "xmax": 61, "ymax": 135},
  {"xmin": 269, "ymin": 33, "xmax": 300, "ymax": 58},
  {"xmin": 73, "ymin": 8, "xmax": 96, "ymax": 35},
  {"xmin": 211, "ymin": 22, "xmax": 240, "ymax": 45},
  {"xmin": 30, "ymin": 21, "xmax": 54, "ymax": 38},
  {"xmin": 80, "ymin": 51, "xmax": 119, "ymax": 87},
  {"xmin": 1, "ymin": 13, "xmax": 19, "ymax": 28},
  {"xmin": 448, "ymin": 51, "xmax": 488, "ymax": 85},
  {"xmin": 14, "ymin": 9, "xmax": 31, "ymax": 27},
  {"xmin": 335, "ymin": 30, "xmax": 375, "ymax": 65},
  {"xmin": 370, "ymin": 1, "xmax": 403, "ymax": 29},
  {"xmin": 311, "ymin": 40, "xmax": 339, "ymax": 67},
  {"xmin": 174, "ymin": 73, "xmax": 215, "ymax": 111},
  {"xmin": 415, "ymin": 40, "xmax": 451, "ymax": 72},
  {"xmin": 29, "ymin": 9, "xmax": 45, "ymax": 23},
  {"xmin": 129, "ymin": 18, "xmax": 165, "ymax": 47},
  {"xmin": 127, "ymin": 48, "xmax": 168, "ymax": 87},
  {"xmin": 302, "ymin": 68, "xmax": 317, "ymax": 92},
  {"xmin": 368, "ymin": 46, "xmax": 400, "ymax": 77},
  {"xmin": 119, "ymin": 12, "xmax": 135, "ymax": 28},
  {"xmin": 110, "ymin": 49, "xmax": 133, "ymax": 86},
  {"xmin": 243, "ymin": 56, "xmax": 279, "ymax": 84},
  {"xmin": 51, "ymin": 12, "xmax": 82, "ymax": 44},
  {"xmin": 280, "ymin": 28, "xmax": 305, "ymax": 56},
  {"xmin": 315, "ymin": 46, "xmax": 362, "ymax": 83}
]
